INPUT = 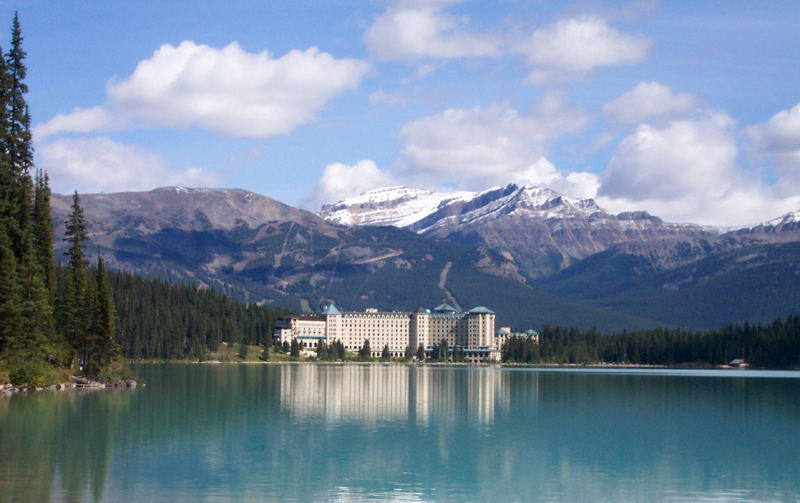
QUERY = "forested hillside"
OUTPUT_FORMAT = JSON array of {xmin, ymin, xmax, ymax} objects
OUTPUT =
[{"xmin": 108, "ymin": 271, "xmax": 291, "ymax": 360}]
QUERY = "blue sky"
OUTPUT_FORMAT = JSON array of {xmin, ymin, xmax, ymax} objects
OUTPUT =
[{"xmin": 3, "ymin": 1, "xmax": 799, "ymax": 226}]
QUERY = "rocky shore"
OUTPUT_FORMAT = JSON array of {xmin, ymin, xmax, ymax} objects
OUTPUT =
[{"xmin": 1, "ymin": 376, "xmax": 137, "ymax": 396}]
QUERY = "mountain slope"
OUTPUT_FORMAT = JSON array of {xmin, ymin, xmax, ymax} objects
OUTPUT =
[
  {"xmin": 51, "ymin": 187, "xmax": 660, "ymax": 332},
  {"xmin": 323, "ymin": 183, "xmax": 721, "ymax": 278},
  {"xmin": 536, "ymin": 241, "xmax": 800, "ymax": 328}
]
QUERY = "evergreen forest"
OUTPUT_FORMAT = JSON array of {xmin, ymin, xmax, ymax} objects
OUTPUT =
[{"xmin": 502, "ymin": 316, "xmax": 800, "ymax": 369}]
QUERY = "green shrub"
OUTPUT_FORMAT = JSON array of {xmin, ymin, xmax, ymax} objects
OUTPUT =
[{"xmin": 7, "ymin": 358, "xmax": 57, "ymax": 387}]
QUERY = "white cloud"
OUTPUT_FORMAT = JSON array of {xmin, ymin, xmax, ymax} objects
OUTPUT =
[
  {"xmin": 604, "ymin": 81, "xmax": 696, "ymax": 123},
  {"xmin": 369, "ymin": 89, "xmax": 408, "ymax": 106},
  {"xmin": 596, "ymin": 112, "xmax": 800, "ymax": 226},
  {"xmin": 512, "ymin": 157, "xmax": 601, "ymax": 200},
  {"xmin": 35, "ymin": 41, "xmax": 370, "ymax": 139},
  {"xmin": 302, "ymin": 159, "xmax": 397, "ymax": 210},
  {"xmin": 38, "ymin": 137, "xmax": 225, "ymax": 194},
  {"xmin": 600, "ymin": 113, "xmax": 739, "ymax": 202},
  {"xmin": 365, "ymin": 2, "xmax": 500, "ymax": 61},
  {"xmin": 518, "ymin": 16, "xmax": 651, "ymax": 84},
  {"xmin": 398, "ymin": 95, "xmax": 589, "ymax": 189},
  {"xmin": 747, "ymin": 102, "xmax": 800, "ymax": 175},
  {"xmin": 747, "ymin": 102, "xmax": 800, "ymax": 153}
]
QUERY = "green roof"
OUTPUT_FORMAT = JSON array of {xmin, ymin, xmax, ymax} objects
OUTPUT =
[
  {"xmin": 321, "ymin": 304, "xmax": 341, "ymax": 316},
  {"xmin": 467, "ymin": 306, "xmax": 495, "ymax": 315},
  {"xmin": 434, "ymin": 303, "xmax": 457, "ymax": 313}
]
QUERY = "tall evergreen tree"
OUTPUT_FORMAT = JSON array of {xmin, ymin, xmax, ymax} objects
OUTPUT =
[
  {"xmin": 63, "ymin": 191, "xmax": 90, "ymax": 362},
  {"xmin": 86, "ymin": 256, "xmax": 117, "ymax": 375},
  {"xmin": 1, "ymin": 12, "xmax": 33, "ymax": 262},
  {"xmin": 12, "ymin": 231, "xmax": 53, "ymax": 361},
  {"xmin": 33, "ymin": 169, "xmax": 55, "ymax": 300},
  {"xmin": 0, "ymin": 223, "xmax": 21, "ymax": 354},
  {"xmin": 5, "ymin": 12, "xmax": 32, "ymax": 176}
]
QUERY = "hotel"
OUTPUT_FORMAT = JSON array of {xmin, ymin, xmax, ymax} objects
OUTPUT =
[{"xmin": 274, "ymin": 303, "xmax": 501, "ymax": 362}]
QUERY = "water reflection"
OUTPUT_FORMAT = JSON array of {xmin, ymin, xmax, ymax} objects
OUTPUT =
[
  {"xmin": 279, "ymin": 365, "xmax": 513, "ymax": 427},
  {"xmin": 0, "ymin": 389, "xmax": 131, "ymax": 502},
  {"xmin": 1, "ymin": 365, "xmax": 799, "ymax": 502}
]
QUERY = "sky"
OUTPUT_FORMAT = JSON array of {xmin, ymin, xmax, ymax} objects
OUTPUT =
[{"xmin": 2, "ymin": 0, "xmax": 800, "ymax": 226}]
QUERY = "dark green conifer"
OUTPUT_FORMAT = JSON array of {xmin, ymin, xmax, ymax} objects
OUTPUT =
[
  {"xmin": 359, "ymin": 339, "xmax": 371, "ymax": 360},
  {"xmin": 87, "ymin": 256, "xmax": 117, "ymax": 375},
  {"xmin": 0, "ymin": 223, "xmax": 21, "ymax": 354},
  {"xmin": 8, "ymin": 231, "xmax": 53, "ymax": 366},
  {"xmin": 33, "ymin": 169, "xmax": 55, "ymax": 300},
  {"xmin": 64, "ymin": 191, "xmax": 90, "ymax": 362}
]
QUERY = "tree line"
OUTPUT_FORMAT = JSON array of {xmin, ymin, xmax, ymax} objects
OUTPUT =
[
  {"xmin": 108, "ymin": 270, "xmax": 291, "ymax": 360},
  {"xmin": 502, "ymin": 316, "xmax": 800, "ymax": 369},
  {"xmin": 0, "ymin": 13, "xmax": 118, "ymax": 385}
]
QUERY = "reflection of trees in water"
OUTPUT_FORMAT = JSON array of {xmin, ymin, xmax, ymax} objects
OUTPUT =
[{"xmin": 0, "ymin": 389, "xmax": 131, "ymax": 502}]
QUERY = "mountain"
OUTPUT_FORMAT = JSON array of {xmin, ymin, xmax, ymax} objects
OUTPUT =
[
  {"xmin": 536, "ymin": 241, "xmax": 800, "ymax": 328},
  {"xmin": 322, "ymin": 183, "xmax": 721, "ymax": 278},
  {"xmin": 320, "ymin": 186, "xmax": 475, "ymax": 227},
  {"xmin": 321, "ymin": 184, "xmax": 800, "ymax": 329},
  {"xmin": 50, "ymin": 187, "xmax": 660, "ymax": 333}
]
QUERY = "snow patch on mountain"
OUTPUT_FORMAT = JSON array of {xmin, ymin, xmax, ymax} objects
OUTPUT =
[
  {"xmin": 765, "ymin": 209, "xmax": 800, "ymax": 226},
  {"xmin": 320, "ymin": 186, "xmax": 475, "ymax": 227}
]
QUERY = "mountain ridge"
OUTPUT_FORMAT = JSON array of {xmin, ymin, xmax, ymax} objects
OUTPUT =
[{"xmin": 49, "ymin": 185, "xmax": 799, "ymax": 330}]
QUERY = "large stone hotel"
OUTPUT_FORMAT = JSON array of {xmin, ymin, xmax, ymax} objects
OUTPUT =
[{"xmin": 274, "ymin": 303, "xmax": 502, "ymax": 362}]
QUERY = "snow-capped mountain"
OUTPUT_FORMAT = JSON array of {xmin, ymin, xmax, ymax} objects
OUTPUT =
[
  {"xmin": 320, "ymin": 183, "xmax": 720, "ymax": 278},
  {"xmin": 728, "ymin": 208, "xmax": 800, "ymax": 243},
  {"xmin": 319, "ymin": 186, "xmax": 475, "ymax": 227}
]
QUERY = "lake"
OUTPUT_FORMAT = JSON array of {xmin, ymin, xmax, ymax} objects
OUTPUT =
[{"xmin": 1, "ymin": 364, "xmax": 799, "ymax": 502}]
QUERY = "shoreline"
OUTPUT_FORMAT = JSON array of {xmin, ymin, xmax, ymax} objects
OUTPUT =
[
  {"xmin": 131, "ymin": 359, "xmax": 770, "ymax": 370},
  {"xmin": 1, "ymin": 376, "xmax": 138, "ymax": 397}
]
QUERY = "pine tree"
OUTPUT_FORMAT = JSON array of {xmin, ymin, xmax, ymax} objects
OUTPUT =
[
  {"xmin": 13, "ymin": 231, "xmax": 53, "ymax": 360},
  {"xmin": 1, "ymin": 12, "xmax": 33, "ymax": 262},
  {"xmin": 359, "ymin": 339, "xmax": 371, "ymax": 360},
  {"xmin": 5, "ymin": 13, "xmax": 32, "ymax": 177},
  {"xmin": 0, "ymin": 223, "xmax": 21, "ymax": 355},
  {"xmin": 84, "ymin": 256, "xmax": 117, "ymax": 375},
  {"xmin": 64, "ymin": 191, "xmax": 90, "ymax": 364},
  {"xmin": 33, "ymin": 169, "xmax": 55, "ymax": 300}
]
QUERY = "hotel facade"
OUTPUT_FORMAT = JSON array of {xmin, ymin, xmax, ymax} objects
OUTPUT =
[{"xmin": 274, "ymin": 303, "xmax": 500, "ymax": 362}]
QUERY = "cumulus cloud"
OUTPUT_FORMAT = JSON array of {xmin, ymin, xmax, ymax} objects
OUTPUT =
[
  {"xmin": 398, "ymin": 94, "xmax": 590, "ymax": 189},
  {"xmin": 302, "ymin": 159, "xmax": 397, "ymax": 210},
  {"xmin": 35, "ymin": 41, "xmax": 369, "ymax": 139},
  {"xmin": 600, "ymin": 113, "xmax": 739, "ymax": 202},
  {"xmin": 747, "ymin": 102, "xmax": 800, "ymax": 173},
  {"xmin": 518, "ymin": 16, "xmax": 651, "ymax": 84},
  {"xmin": 604, "ymin": 81, "xmax": 696, "ymax": 123},
  {"xmin": 38, "ymin": 137, "xmax": 225, "ymax": 194},
  {"xmin": 596, "ymin": 112, "xmax": 800, "ymax": 226},
  {"xmin": 512, "ymin": 157, "xmax": 601, "ymax": 200},
  {"xmin": 365, "ymin": 2, "xmax": 500, "ymax": 61}
]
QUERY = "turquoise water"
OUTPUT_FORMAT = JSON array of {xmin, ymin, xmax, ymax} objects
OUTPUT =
[{"xmin": 1, "ymin": 364, "xmax": 799, "ymax": 502}]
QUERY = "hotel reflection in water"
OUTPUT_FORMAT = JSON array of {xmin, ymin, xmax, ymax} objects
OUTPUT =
[{"xmin": 279, "ymin": 365, "xmax": 533, "ymax": 427}]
